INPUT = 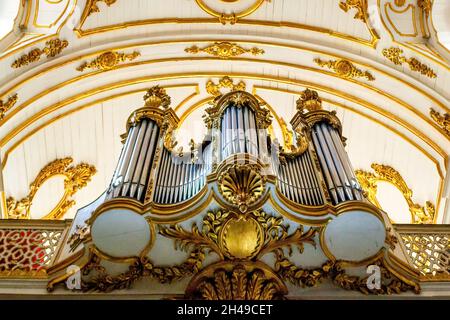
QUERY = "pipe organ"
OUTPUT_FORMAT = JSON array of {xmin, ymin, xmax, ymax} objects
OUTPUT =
[
  {"xmin": 103, "ymin": 85, "xmax": 364, "ymax": 208},
  {"xmin": 51, "ymin": 84, "xmax": 420, "ymax": 298}
]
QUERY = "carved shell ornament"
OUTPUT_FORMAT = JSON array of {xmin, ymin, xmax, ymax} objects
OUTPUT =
[{"xmin": 218, "ymin": 164, "xmax": 266, "ymax": 213}]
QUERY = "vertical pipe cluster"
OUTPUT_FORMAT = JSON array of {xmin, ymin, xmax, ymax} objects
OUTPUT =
[
  {"xmin": 276, "ymin": 152, "xmax": 324, "ymax": 206},
  {"xmin": 220, "ymin": 105, "xmax": 259, "ymax": 160},
  {"xmin": 153, "ymin": 142, "xmax": 212, "ymax": 204},
  {"xmin": 311, "ymin": 122, "xmax": 364, "ymax": 204},
  {"xmin": 107, "ymin": 119, "xmax": 160, "ymax": 202}
]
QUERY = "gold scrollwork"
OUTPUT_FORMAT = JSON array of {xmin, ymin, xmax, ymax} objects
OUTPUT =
[
  {"xmin": 76, "ymin": 51, "xmax": 140, "ymax": 72},
  {"xmin": 339, "ymin": 0, "xmax": 367, "ymax": 21},
  {"xmin": 314, "ymin": 58, "xmax": 375, "ymax": 81},
  {"xmin": 430, "ymin": 108, "xmax": 450, "ymax": 138},
  {"xmin": 185, "ymin": 42, "xmax": 264, "ymax": 59},
  {"xmin": 11, "ymin": 39, "xmax": 69, "ymax": 69},
  {"xmin": 382, "ymin": 47, "xmax": 437, "ymax": 78},
  {"xmin": 417, "ymin": 0, "xmax": 431, "ymax": 16},
  {"xmin": 0, "ymin": 94, "xmax": 18, "ymax": 120},
  {"xmin": 86, "ymin": 0, "xmax": 117, "ymax": 16},
  {"xmin": 355, "ymin": 163, "xmax": 435, "ymax": 224},
  {"xmin": 206, "ymin": 76, "xmax": 246, "ymax": 97},
  {"xmin": 159, "ymin": 209, "xmax": 317, "ymax": 261},
  {"xmin": 6, "ymin": 158, "xmax": 96, "ymax": 220},
  {"xmin": 275, "ymin": 250, "xmax": 420, "ymax": 294},
  {"xmin": 194, "ymin": 0, "xmax": 268, "ymax": 24}
]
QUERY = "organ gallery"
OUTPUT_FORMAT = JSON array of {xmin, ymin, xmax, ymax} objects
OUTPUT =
[{"xmin": 0, "ymin": 0, "xmax": 449, "ymax": 300}]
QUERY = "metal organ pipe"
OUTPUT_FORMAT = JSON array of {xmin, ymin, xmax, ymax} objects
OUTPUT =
[
  {"xmin": 311, "ymin": 122, "xmax": 364, "ymax": 204},
  {"xmin": 106, "ymin": 119, "xmax": 160, "ymax": 202}
]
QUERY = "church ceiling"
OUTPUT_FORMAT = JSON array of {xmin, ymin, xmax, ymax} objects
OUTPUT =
[{"xmin": 0, "ymin": 0, "xmax": 449, "ymax": 225}]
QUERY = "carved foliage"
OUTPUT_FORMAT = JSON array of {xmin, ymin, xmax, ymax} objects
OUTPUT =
[
  {"xmin": 12, "ymin": 39, "xmax": 68, "ymax": 69},
  {"xmin": 314, "ymin": 58, "xmax": 375, "ymax": 81},
  {"xmin": 382, "ymin": 47, "xmax": 437, "ymax": 78},
  {"xmin": 185, "ymin": 42, "xmax": 264, "ymax": 59},
  {"xmin": 77, "ymin": 51, "xmax": 140, "ymax": 72}
]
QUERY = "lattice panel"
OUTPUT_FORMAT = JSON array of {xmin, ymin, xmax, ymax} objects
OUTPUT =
[
  {"xmin": 401, "ymin": 233, "xmax": 450, "ymax": 276},
  {"xmin": 0, "ymin": 229, "xmax": 63, "ymax": 276}
]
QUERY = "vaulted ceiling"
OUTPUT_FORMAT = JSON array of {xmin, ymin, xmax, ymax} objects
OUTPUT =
[{"xmin": 0, "ymin": 0, "xmax": 449, "ymax": 224}]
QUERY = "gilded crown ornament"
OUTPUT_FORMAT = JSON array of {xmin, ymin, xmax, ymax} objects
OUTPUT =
[
  {"xmin": 296, "ymin": 89, "xmax": 323, "ymax": 113},
  {"xmin": 143, "ymin": 86, "xmax": 171, "ymax": 109}
]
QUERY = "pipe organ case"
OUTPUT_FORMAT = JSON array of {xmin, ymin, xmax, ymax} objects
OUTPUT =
[{"xmin": 100, "ymin": 87, "xmax": 364, "ymax": 209}]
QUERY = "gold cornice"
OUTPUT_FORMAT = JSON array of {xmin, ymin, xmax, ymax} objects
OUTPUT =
[
  {"xmin": 5, "ymin": 158, "xmax": 96, "ymax": 220},
  {"xmin": 382, "ymin": 47, "xmax": 437, "ymax": 78},
  {"xmin": 0, "ymin": 39, "xmax": 447, "ymax": 115},
  {"xmin": 11, "ymin": 38, "xmax": 68, "ymax": 69},
  {"xmin": 185, "ymin": 41, "xmax": 264, "ymax": 59},
  {"xmin": 430, "ymin": 108, "xmax": 450, "ymax": 138},
  {"xmin": 76, "ymin": 50, "xmax": 140, "ymax": 72},
  {"xmin": 0, "ymin": 94, "xmax": 18, "ymax": 120},
  {"xmin": 314, "ymin": 58, "xmax": 375, "ymax": 81},
  {"xmin": 355, "ymin": 163, "xmax": 436, "ymax": 224}
]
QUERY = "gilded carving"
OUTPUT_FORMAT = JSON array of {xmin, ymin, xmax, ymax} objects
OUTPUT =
[
  {"xmin": 218, "ymin": 164, "xmax": 266, "ymax": 213},
  {"xmin": 275, "ymin": 250, "xmax": 420, "ymax": 294},
  {"xmin": 355, "ymin": 164, "xmax": 435, "ymax": 224},
  {"xmin": 185, "ymin": 42, "xmax": 264, "ymax": 59},
  {"xmin": 185, "ymin": 262, "xmax": 287, "ymax": 300},
  {"xmin": 77, "ymin": 51, "xmax": 140, "ymax": 72},
  {"xmin": 67, "ymin": 225, "xmax": 90, "ymax": 253},
  {"xmin": 86, "ymin": 0, "xmax": 117, "ymax": 16},
  {"xmin": 430, "ymin": 108, "xmax": 450, "ymax": 138},
  {"xmin": 11, "ymin": 39, "xmax": 69, "ymax": 69},
  {"xmin": 206, "ymin": 76, "xmax": 246, "ymax": 97},
  {"xmin": 0, "ymin": 94, "xmax": 18, "ymax": 120},
  {"xmin": 382, "ymin": 47, "xmax": 437, "ymax": 78},
  {"xmin": 417, "ymin": 0, "xmax": 431, "ymax": 16},
  {"xmin": 6, "ymin": 158, "xmax": 96, "ymax": 220},
  {"xmin": 314, "ymin": 58, "xmax": 375, "ymax": 81},
  {"xmin": 339, "ymin": 0, "xmax": 367, "ymax": 21},
  {"xmin": 159, "ymin": 209, "xmax": 317, "ymax": 261},
  {"xmin": 296, "ymin": 88, "xmax": 323, "ymax": 113},
  {"xmin": 77, "ymin": 248, "xmax": 206, "ymax": 292}
]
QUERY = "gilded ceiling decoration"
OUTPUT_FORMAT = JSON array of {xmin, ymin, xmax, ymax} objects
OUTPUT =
[
  {"xmin": 339, "ymin": 0, "xmax": 367, "ymax": 22},
  {"xmin": 205, "ymin": 76, "xmax": 246, "ymax": 97},
  {"xmin": 314, "ymin": 58, "xmax": 375, "ymax": 81},
  {"xmin": 185, "ymin": 41, "xmax": 264, "ymax": 59},
  {"xmin": 394, "ymin": 0, "xmax": 406, "ymax": 6},
  {"xmin": 76, "ymin": 51, "xmax": 140, "ymax": 72},
  {"xmin": 355, "ymin": 164, "xmax": 435, "ymax": 224},
  {"xmin": 11, "ymin": 39, "xmax": 69, "ymax": 69},
  {"xmin": 417, "ymin": 0, "xmax": 432, "ymax": 16},
  {"xmin": 194, "ymin": 0, "xmax": 269, "ymax": 24},
  {"xmin": 296, "ymin": 88, "xmax": 323, "ymax": 113},
  {"xmin": 6, "ymin": 158, "xmax": 96, "ymax": 220},
  {"xmin": 86, "ymin": 0, "xmax": 117, "ymax": 16},
  {"xmin": 430, "ymin": 108, "xmax": 450, "ymax": 138},
  {"xmin": 382, "ymin": 47, "xmax": 437, "ymax": 78},
  {"xmin": 0, "ymin": 94, "xmax": 18, "ymax": 121}
]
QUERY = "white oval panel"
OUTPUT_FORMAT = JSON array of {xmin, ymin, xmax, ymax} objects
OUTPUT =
[
  {"xmin": 324, "ymin": 210, "xmax": 386, "ymax": 262},
  {"xmin": 91, "ymin": 208, "xmax": 151, "ymax": 258}
]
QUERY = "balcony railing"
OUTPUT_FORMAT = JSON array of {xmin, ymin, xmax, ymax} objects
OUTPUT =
[
  {"xmin": 0, "ymin": 219, "xmax": 448, "ymax": 281},
  {"xmin": 0, "ymin": 219, "xmax": 71, "ymax": 278},
  {"xmin": 394, "ymin": 224, "xmax": 450, "ymax": 281}
]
